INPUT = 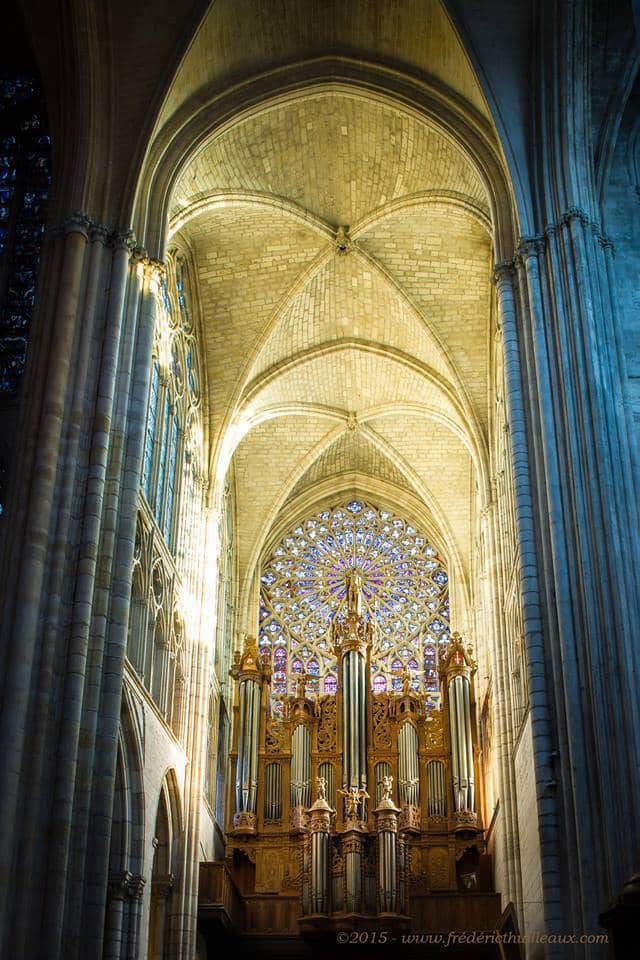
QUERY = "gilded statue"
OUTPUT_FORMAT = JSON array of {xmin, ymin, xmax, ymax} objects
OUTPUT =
[
  {"xmin": 338, "ymin": 785, "xmax": 370, "ymax": 819},
  {"xmin": 345, "ymin": 568, "xmax": 363, "ymax": 616}
]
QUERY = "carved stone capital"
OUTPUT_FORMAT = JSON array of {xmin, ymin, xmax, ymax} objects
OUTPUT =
[
  {"xmin": 125, "ymin": 873, "xmax": 146, "ymax": 900},
  {"xmin": 491, "ymin": 259, "xmax": 515, "ymax": 287},
  {"xmin": 110, "ymin": 227, "xmax": 136, "ymax": 252},
  {"xmin": 151, "ymin": 873, "xmax": 174, "ymax": 901},
  {"xmin": 107, "ymin": 871, "xmax": 132, "ymax": 901},
  {"xmin": 89, "ymin": 223, "xmax": 110, "ymax": 246},
  {"xmin": 515, "ymin": 235, "xmax": 545, "ymax": 262},
  {"xmin": 132, "ymin": 244, "xmax": 149, "ymax": 263},
  {"xmin": 63, "ymin": 212, "xmax": 92, "ymax": 240},
  {"xmin": 108, "ymin": 871, "xmax": 146, "ymax": 901}
]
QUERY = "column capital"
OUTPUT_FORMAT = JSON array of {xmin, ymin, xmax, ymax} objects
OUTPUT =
[
  {"xmin": 110, "ymin": 227, "xmax": 136, "ymax": 252},
  {"xmin": 151, "ymin": 873, "xmax": 174, "ymax": 901},
  {"xmin": 491, "ymin": 259, "xmax": 515, "ymax": 287},
  {"xmin": 88, "ymin": 223, "xmax": 110, "ymax": 246},
  {"xmin": 62, "ymin": 211, "xmax": 92, "ymax": 240},
  {"xmin": 515, "ymin": 235, "xmax": 545, "ymax": 262}
]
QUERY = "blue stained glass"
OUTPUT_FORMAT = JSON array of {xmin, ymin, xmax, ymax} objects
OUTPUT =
[
  {"xmin": 162, "ymin": 414, "xmax": 180, "ymax": 547},
  {"xmin": 154, "ymin": 396, "xmax": 171, "ymax": 523},
  {"xmin": 324, "ymin": 675, "xmax": 337, "ymax": 694},
  {"xmin": 142, "ymin": 362, "xmax": 159, "ymax": 497}
]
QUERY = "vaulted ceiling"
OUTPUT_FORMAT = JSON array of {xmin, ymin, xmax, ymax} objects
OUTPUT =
[{"xmin": 165, "ymin": 1, "xmax": 495, "ymax": 629}]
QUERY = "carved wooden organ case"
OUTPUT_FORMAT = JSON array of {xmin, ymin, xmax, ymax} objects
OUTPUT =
[{"xmin": 226, "ymin": 577, "xmax": 487, "ymax": 935}]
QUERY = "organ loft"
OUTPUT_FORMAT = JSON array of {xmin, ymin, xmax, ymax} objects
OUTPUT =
[{"xmin": 199, "ymin": 568, "xmax": 501, "ymax": 945}]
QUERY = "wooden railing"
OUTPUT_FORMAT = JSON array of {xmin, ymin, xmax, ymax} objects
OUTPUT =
[{"xmin": 198, "ymin": 862, "xmax": 243, "ymax": 932}]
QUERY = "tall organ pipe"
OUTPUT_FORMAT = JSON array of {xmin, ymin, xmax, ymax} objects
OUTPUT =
[
  {"xmin": 342, "ymin": 650, "xmax": 367, "ymax": 791},
  {"xmin": 235, "ymin": 677, "xmax": 261, "ymax": 814},
  {"xmin": 398, "ymin": 722, "xmax": 420, "ymax": 805},
  {"xmin": 264, "ymin": 763, "xmax": 282, "ymax": 820},
  {"xmin": 448, "ymin": 674, "xmax": 475, "ymax": 811},
  {"xmin": 427, "ymin": 760, "xmax": 446, "ymax": 816},
  {"xmin": 231, "ymin": 637, "xmax": 268, "ymax": 828},
  {"xmin": 291, "ymin": 724, "xmax": 311, "ymax": 809}
]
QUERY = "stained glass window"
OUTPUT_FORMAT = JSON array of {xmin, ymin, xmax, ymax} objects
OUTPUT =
[
  {"xmin": 155, "ymin": 396, "xmax": 171, "ymax": 523},
  {"xmin": 163, "ymin": 414, "xmax": 180, "ymax": 545},
  {"xmin": 140, "ymin": 250, "xmax": 202, "ymax": 561},
  {"xmin": 0, "ymin": 76, "xmax": 51, "ymax": 396},
  {"xmin": 259, "ymin": 500, "xmax": 450, "ymax": 699},
  {"xmin": 142, "ymin": 361, "xmax": 160, "ymax": 497}
]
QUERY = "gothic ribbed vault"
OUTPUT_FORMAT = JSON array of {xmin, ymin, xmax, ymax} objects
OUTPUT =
[{"xmin": 168, "ymin": 81, "xmax": 492, "ymax": 634}]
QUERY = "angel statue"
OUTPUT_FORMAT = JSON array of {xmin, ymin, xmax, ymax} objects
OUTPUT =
[
  {"xmin": 381, "ymin": 774, "xmax": 394, "ymax": 802},
  {"xmin": 315, "ymin": 775, "xmax": 327, "ymax": 802},
  {"xmin": 338, "ymin": 785, "xmax": 370, "ymax": 819}
]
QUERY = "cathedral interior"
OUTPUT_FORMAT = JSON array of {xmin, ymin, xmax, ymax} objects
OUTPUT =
[{"xmin": 0, "ymin": 1, "xmax": 639, "ymax": 958}]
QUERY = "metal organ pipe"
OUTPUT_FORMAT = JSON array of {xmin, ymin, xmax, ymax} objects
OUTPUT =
[
  {"xmin": 398, "ymin": 722, "xmax": 419, "ymax": 806},
  {"xmin": 235, "ymin": 677, "xmax": 261, "ymax": 814},
  {"xmin": 342, "ymin": 650, "xmax": 367, "ymax": 792},
  {"xmin": 358, "ymin": 651, "xmax": 367, "ymax": 791},
  {"xmin": 264, "ymin": 763, "xmax": 282, "ymax": 821},
  {"xmin": 291, "ymin": 723, "xmax": 311, "ymax": 809},
  {"xmin": 448, "ymin": 674, "xmax": 475, "ymax": 811},
  {"xmin": 427, "ymin": 760, "xmax": 446, "ymax": 817},
  {"xmin": 310, "ymin": 830, "xmax": 329, "ymax": 914}
]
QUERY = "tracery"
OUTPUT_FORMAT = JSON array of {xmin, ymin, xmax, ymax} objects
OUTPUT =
[{"xmin": 259, "ymin": 499, "xmax": 450, "ymax": 706}]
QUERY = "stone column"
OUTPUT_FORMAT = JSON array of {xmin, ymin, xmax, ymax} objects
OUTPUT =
[{"xmin": 493, "ymin": 258, "xmax": 562, "ymax": 941}]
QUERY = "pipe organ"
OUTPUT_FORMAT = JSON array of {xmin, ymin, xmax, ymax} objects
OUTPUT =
[{"xmin": 223, "ymin": 577, "xmax": 491, "ymax": 939}]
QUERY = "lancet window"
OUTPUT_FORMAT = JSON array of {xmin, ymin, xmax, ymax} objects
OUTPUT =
[
  {"xmin": 126, "ymin": 250, "xmax": 205, "ymax": 728},
  {"xmin": 259, "ymin": 500, "xmax": 450, "ymax": 710},
  {"xmin": 141, "ymin": 252, "xmax": 202, "ymax": 555}
]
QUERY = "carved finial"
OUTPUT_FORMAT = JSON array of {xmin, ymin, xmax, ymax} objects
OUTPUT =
[{"xmin": 335, "ymin": 225, "xmax": 352, "ymax": 255}]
